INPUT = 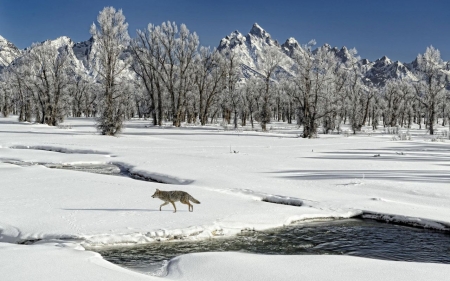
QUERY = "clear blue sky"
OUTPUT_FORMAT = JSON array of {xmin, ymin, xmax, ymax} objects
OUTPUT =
[{"xmin": 0, "ymin": 0, "xmax": 449, "ymax": 62}]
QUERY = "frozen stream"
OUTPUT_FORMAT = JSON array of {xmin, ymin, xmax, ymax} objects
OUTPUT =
[
  {"xmin": 2, "ymin": 160, "xmax": 165, "ymax": 183},
  {"xmin": 93, "ymin": 219, "xmax": 450, "ymax": 276}
]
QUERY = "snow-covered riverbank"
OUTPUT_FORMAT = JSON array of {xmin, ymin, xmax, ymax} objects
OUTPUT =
[{"xmin": 1, "ymin": 116, "xmax": 450, "ymax": 280}]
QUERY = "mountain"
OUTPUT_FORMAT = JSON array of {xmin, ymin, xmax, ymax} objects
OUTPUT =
[
  {"xmin": 364, "ymin": 56, "xmax": 417, "ymax": 86},
  {"xmin": 73, "ymin": 36, "xmax": 105, "ymax": 78},
  {"xmin": 73, "ymin": 36, "xmax": 134, "ymax": 79},
  {"xmin": 1, "ymin": 35, "xmax": 132, "ymax": 80},
  {"xmin": 0, "ymin": 24, "xmax": 448, "ymax": 88},
  {"xmin": 4, "ymin": 36, "xmax": 87, "ymax": 78},
  {"xmin": 0, "ymin": 35, "xmax": 21, "ymax": 69},
  {"xmin": 281, "ymin": 37, "xmax": 302, "ymax": 57},
  {"xmin": 218, "ymin": 23, "xmax": 294, "ymax": 79},
  {"xmin": 73, "ymin": 37, "xmax": 95, "ymax": 70},
  {"xmin": 217, "ymin": 23, "xmax": 423, "ymax": 86}
]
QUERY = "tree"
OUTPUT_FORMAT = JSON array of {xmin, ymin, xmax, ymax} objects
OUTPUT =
[
  {"xmin": 131, "ymin": 27, "xmax": 164, "ymax": 125},
  {"xmin": 143, "ymin": 22, "xmax": 199, "ymax": 127},
  {"xmin": 193, "ymin": 47, "xmax": 225, "ymax": 125},
  {"xmin": 242, "ymin": 77, "xmax": 261, "ymax": 128},
  {"xmin": 70, "ymin": 73, "xmax": 97, "ymax": 117},
  {"xmin": 257, "ymin": 46, "xmax": 286, "ymax": 131},
  {"xmin": 90, "ymin": 6, "xmax": 130, "ymax": 135},
  {"xmin": 221, "ymin": 48, "xmax": 242, "ymax": 129},
  {"xmin": 413, "ymin": 46, "xmax": 447, "ymax": 135},
  {"xmin": 288, "ymin": 42, "xmax": 339, "ymax": 138},
  {"xmin": 25, "ymin": 42, "xmax": 72, "ymax": 126}
]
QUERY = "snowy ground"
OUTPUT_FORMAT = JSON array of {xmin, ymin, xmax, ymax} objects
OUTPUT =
[{"xmin": 1, "ymin": 116, "xmax": 450, "ymax": 280}]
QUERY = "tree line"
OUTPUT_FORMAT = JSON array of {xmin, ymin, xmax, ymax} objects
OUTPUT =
[{"xmin": 0, "ymin": 7, "xmax": 449, "ymax": 137}]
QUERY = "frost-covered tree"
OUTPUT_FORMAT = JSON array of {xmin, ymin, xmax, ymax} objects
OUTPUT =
[
  {"xmin": 242, "ymin": 77, "xmax": 262, "ymax": 128},
  {"xmin": 342, "ymin": 48, "xmax": 371, "ymax": 134},
  {"xmin": 131, "ymin": 26, "xmax": 165, "ymax": 125},
  {"xmin": 288, "ymin": 41, "xmax": 339, "ymax": 138},
  {"xmin": 219, "ymin": 47, "xmax": 242, "ymax": 127},
  {"xmin": 142, "ymin": 22, "xmax": 199, "ymax": 127},
  {"xmin": 90, "ymin": 6, "xmax": 130, "ymax": 135},
  {"xmin": 70, "ymin": 73, "xmax": 97, "ymax": 117},
  {"xmin": 24, "ymin": 42, "xmax": 72, "ymax": 126},
  {"xmin": 0, "ymin": 61, "xmax": 34, "ymax": 121},
  {"xmin": 257, "ymin": 46, "xmax": 286, "ymax": 131},
  {"xmin": 383, "ymin": 79, "xmax": 415, "ymax": 128},
  {"xmin": 0, "ymin": 72, "xmax": 13, "ymax": 117},
  {"xmin": 193, "ymin": 47, "xmax": 225, "ymax": 125},
  {"xmin": 413, "ymin": 46, "xmax": 447, "ymax": 135}
]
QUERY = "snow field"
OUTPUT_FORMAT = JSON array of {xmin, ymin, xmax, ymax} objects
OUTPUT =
[{"xmin": 1, "ymin": 116, "xmax": 450, "ymax": 280}]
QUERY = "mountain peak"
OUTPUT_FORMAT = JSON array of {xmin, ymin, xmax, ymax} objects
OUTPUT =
[
  {"xmin": 376, "ymin": 55, "xmax": 392, "ymax": 65},
  {"xmin": 218, "ymin": 30, "xmax": 247, "ymax": 51},
  {"xmin": 282, "ymin": 37, "xmax": 299, "ymax": 47},
  {"xmin": 0, "ymin": 35, "xmax": 22, "ymax": 67},
  {"xmin": 249, "ymin": 23, "xmax": 270, "ymax": 38},
  {"xmin": 287, "ymin": 37, "xmax": 298, "ymax": 45}
]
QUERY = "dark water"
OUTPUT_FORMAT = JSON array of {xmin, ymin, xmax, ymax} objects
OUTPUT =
[
  {"xmin": 2, "ymin": 159, "xmax": 171, "ymax": 183},
  {"xmin": 93, "ymin": 219, "xmax": 450, "ymax": 275},
  {"xmin": 47, "ymin": 163, "xmax": 166, "ymax": 183},
  {"xmin": 46, "ymin": 163, "xmax": 122, "ymax": 175}
]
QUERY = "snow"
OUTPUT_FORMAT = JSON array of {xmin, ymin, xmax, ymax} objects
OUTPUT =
[
  {"xmin": 166, "ymin": 252, "xmax": 450, "ymax": 281},
  {"xmin": 0, "ymin": 242, "xmax": 156, "ymax": 281},
  {"xmin": 249, "ymin": 23, "xmax": 271, "ymax": 38},
  {"xmin": 287, "ymin": 37, "xmax": 298, "ymax": 45},
  {"xmin": 0, "ymin": 35, "xmax": 21, "ymax": 67},
  {"xmin": 1, "ymin": 116, "xmax": 450, "ymax": 280}
]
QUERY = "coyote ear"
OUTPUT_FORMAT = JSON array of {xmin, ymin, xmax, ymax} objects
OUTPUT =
[{"xmin": 156, "ymin": 189, "xmax": 160, "ymax": 191}]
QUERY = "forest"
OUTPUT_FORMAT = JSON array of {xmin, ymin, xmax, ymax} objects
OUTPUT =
[{"xmin": 0, "ymin": 7, "xmax": 449, "ymax": 138}]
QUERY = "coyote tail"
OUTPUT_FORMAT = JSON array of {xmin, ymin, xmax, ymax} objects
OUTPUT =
[{"xmin": 189, "ymin": 195, "xmax": 200, "ymax": 204}]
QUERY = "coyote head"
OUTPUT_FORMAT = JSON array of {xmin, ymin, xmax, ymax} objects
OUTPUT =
[{"xmin": 151, "ymin": 189, "xmax": 161, "ymax": 198}]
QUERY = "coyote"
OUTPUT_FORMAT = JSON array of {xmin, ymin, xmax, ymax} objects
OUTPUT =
[{"xmin": 151, "ymin": 189, "xmax": 200, "ymax": 213}]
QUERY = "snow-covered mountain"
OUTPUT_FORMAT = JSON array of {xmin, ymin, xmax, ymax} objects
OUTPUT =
[
  {"xmin": 364, "ymin": 56, "xmax": 418, "ymax": 85},
  {"xmin": 73, "ymin": 37, "xmax": 95, "ymax": 70},
  {"xmin": 73, "ymin": 36, "xmax": 106, "ymax": 78},
  {"xmin": 217, "ymin": 23, "xmax": 424, "ymax": 86},
  {"xmin": 0, "ymin": 34, "xmax": 132, "ymax": 80},
  {"xmin": 73, "ymin": 36, "xmax": 134, "ymax": 80},
  {"xmin": 218, "ymin": 23, "xmax": 295, "ymax": 79},
  {"xmin": 0, "ymin": 24, "xmax": 448, "ymax": 87},
  {"xmin": 218, "ymin": 23, "xmax": 281, "ymax": 70},
  {"xmin": 3, "ymin": 36, "xmax": 88, "ymax": 78},
  {"xmin": 0, "ymin": 35, "xmax": 21, "ymax": 69}
]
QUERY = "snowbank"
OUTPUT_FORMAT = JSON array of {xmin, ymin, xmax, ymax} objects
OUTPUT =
[
  {"xmin": 0, "ymin": 242, "xmax": 156, "ymax": 281},
  {"xmin": 166, "ymin": 252, "xmax": 450, "ymax": 281}
]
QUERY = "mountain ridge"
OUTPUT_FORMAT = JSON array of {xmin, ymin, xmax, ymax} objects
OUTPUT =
[{"xmin": 1, "ymin": 23, "xmax": 448, "ymax": 86}]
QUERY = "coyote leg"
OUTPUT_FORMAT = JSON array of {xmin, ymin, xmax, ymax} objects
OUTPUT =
[
  {"xmin": 160, "ymin": 201, "xmax": 169, "ymax": 211},
  {"xmin": 180, "ymin": 200, "xmax": 193, "ymax": 212},
  {"xmin": 170, "ymin": 202, "xmax": 177, "ymax": 213}
]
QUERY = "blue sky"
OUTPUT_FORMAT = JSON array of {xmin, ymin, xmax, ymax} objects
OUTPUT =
[{"xmin": 0, "ymin": 0, "xmax": 449, "ymax": 62}]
